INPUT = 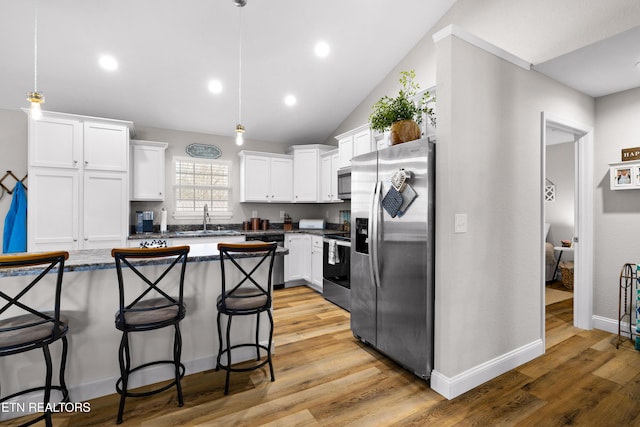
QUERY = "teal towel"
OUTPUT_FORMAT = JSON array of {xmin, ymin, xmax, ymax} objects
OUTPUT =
[{"xmin": 3, "ymin": 181, "xmax": 27, "ymax": 253}]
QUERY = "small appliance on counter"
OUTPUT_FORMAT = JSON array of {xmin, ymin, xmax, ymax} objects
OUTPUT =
[
  {"xmin": 298, "ymin": 219, "xmax": 326, "ymax": 230},
  {"xmin": 142, "ymin": 211, "xmax": 154, "ymax": 233}
]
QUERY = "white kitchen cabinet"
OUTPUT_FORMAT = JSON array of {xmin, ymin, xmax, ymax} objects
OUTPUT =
[
  {"xmin": 83, "ymin": 171, "xmax": 128, "ymax": 249},
  {"xmin": 170, "ymin": 235, "xmax": 245, "ymax": 247},
  {"xmin": 288, "ymin": 144, "xmax": 335, "ymax": 203},
  {"xmin": 27, "ymin": 168, "xmax": 80, "ymax": 251},
  {"xmin": 310, "ymin": 235, "xmax": 323, "ymax": 292},
  {"xmin": 26, "ymin": 110, "xmax": 133, "ymax": 252},
  {"xmin": 239, "ymin": 151, "xmax": 293, "ymax": 203},
  {"xmin": 284, "ymin": 233, "xmax": 311, "ymax": 283},
  {"xmin": 130, "ymin": 140, "xmax": 168, "ymax": 201},
  {"xmin": 337, "ymin": 136, "xmax": 353, "ymax": 169},
  {"xmin": 353, "ymin": 128, "xmax": 372, "ymax": 157},
  {"xmin": 336, "ymin": 124, "xmax": 371, "ymax": 168},
  {"xmin": 320, "ymin": 150, "xmax": 342, "ymax": 203}
]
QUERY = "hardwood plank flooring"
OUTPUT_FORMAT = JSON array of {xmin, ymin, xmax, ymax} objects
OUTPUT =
[{"xmin": 6, "ymin": 286, "xmax": 640, "ymax": 426}]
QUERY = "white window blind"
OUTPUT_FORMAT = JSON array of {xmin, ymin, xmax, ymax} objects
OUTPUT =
[{"xmin": 173, "ymin": 157, "xmax": 232, "ymax": 219}]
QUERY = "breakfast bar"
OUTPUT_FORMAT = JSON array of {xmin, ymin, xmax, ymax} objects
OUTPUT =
[{"xmin": 0, "ymin": 243, "xmax": 287, "ymax": 413}]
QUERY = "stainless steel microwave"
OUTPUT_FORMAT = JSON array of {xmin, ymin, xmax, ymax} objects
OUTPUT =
[{"xmin": 337, "ymin": 167, "xmax": 351, "ymax": 200}]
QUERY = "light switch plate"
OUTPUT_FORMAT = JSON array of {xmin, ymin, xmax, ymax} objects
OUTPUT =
[{"xmin": 454, "ymin": 213, "xmax": 467, "ymax": 233}]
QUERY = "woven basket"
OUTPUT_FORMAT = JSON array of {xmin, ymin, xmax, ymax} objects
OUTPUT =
[{"xmin": 559, "ymin": 261, "xmax": 574, "ymax": 290}]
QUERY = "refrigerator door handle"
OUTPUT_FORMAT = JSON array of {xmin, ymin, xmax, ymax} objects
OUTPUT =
[{"xmin": 369, "ymin": 181, "xmax": 382, "ymax": 288}]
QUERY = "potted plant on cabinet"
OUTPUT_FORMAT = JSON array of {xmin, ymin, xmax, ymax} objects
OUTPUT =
[{"xmin": 368, "ymin": 69, "xmax": 435, "ymax": 145}]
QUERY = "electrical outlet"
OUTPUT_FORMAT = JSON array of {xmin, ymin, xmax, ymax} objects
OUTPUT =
[
  {"xmin": 251, "ymin": 210, "xmax": 258, "ymax": 218},
  {"xmin": 280, "ymin": 211, "xmax": 285, "ymax": 218}
]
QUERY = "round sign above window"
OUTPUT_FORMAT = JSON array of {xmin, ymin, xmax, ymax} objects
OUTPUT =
[{"xmin": 185, "ymin": 143, "xmax": 222, "ymax": 159}]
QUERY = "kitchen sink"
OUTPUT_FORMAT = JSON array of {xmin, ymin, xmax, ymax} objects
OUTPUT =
[{"xmin": 174, "ymin": 230, "xmax": 241, "ymax": 237}]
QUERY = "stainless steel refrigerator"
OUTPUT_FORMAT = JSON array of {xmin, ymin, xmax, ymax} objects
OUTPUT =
[{"xmin": 350, "ymin": 137, "xmax": 435, "ymax": 379}]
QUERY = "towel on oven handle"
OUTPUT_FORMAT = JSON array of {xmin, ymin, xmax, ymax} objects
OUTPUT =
[{"xmin": 328, "ymin": 240, "xmax": 340, "ymax": 265}]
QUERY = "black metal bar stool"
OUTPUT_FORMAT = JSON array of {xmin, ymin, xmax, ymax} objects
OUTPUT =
[
  {"xmin": 216, "ymin": 242, "xmax": 277, "ymax": 395},
  {"xmin": 111, "ymin": 246, "xmax": 190, "ymax": 424},
  {"xmin": 0, "ymin": 251, "xmax": 69, "ymax": 427}
]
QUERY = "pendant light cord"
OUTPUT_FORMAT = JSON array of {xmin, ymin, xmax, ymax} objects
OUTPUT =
[
  {"xmin": 237, "ymin": 6, "xmax": 243, "ymax": 125},
  {"xmin": 33, "ymin": 0, "xmax": 39, "ymax": 92}
]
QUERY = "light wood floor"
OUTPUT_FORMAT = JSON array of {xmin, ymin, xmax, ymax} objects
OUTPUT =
[{"xmin": 8, "ymin": 286, "xmax": 640, "ymax": 426}]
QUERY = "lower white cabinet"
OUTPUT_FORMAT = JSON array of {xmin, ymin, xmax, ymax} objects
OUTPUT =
[
  {"xmin": 284, "ymin": 233, "xmax": 311, "ymax": 283},
  {"xmin": 83, "ymin": 171, "xmax": 128, "ymax": 250},
  {"xmin": 285, "ymin": 233, "xmax": 323, "ymax": 292},
  {"xmin": 310, "ymin": 235, "xmax": 323, "ymax": 292}
]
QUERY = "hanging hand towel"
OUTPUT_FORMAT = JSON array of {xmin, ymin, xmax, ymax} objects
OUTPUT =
[
  {"xmin": 3, "ymin": 181, "xmax": 27, "ymax": 253},
  {"xmin": 328, "ymin": 240, "xmax": 340, "ymax": 265}
]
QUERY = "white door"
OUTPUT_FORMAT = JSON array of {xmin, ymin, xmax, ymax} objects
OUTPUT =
[
  {"xmin": 28, "ymin": 168, "xmax": 80, "ymax": 251},
  {"xmin": 320, "ymin": 154, "xmax": 332, "ymax": 202},
  {"xmin": 242, "ymin": 155, "xmax": 270, "ymax": 202},
  {"xmin": 542, "ymin": 112, "xmax": 593, "ymax": 331},
  {"xmin": 83, "ymin": 171, "xmax": 128, "ymax": 249},
  {"xmin": 293, "ymin": 149, "xmax": 318, "ymax": 202},
  {"xmin": 270, "ymin": 157, "xmax": 293, "ymax": 202},
  {"xmin": 131, "ymin": 144, "xmax": 165, "ymax": 201},
  {"xmin": 83, "ymin": 121, "xmax": 128, "ymax": 171},
  {"xmin": 29, "ymin": 116, "xmax": 82, "ymax": 169}
]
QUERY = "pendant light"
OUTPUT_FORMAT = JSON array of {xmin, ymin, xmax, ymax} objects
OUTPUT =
[
  {"xmin": 27, "ymin": 0, "xmax": 44, "ymax": 120},
  {"xmin": 234, "ymin": 0, "xmax": 246, "ymax": 145}
]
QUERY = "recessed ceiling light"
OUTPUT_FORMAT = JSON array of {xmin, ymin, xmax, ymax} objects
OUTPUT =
[
  {"xmin": 99, "ymin": 55, "xmax": 118, "ymax": 71},
  {"xmin": 284, "ymin": 95, "xmax": 297, "ymax": 106},
  {"xmin": 208, "ymin": 80, "xmax": 223, "ymax": 94},
  {"xmin": 314, "ymin": 41, "xmax": 330, "ymax": 58}
]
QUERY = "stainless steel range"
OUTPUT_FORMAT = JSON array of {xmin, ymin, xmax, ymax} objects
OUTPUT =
[{"xmin": 323, "ymin": 234, "xmax": 351, "ymax": 311}]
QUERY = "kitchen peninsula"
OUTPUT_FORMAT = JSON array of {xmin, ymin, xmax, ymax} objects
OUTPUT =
[{"xmin": 0, "ymin": 243, "xmax": 287, "ymax": 414}]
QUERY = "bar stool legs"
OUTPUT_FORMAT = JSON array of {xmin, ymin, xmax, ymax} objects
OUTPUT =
[{"xmin": 115, "ymin": 325, "xmax": 185, "ymax": 424}]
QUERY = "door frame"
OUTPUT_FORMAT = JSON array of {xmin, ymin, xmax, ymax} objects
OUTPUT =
[{"xmin": 541, "ymin": 112, "xmax": 594, "ymax": 334}]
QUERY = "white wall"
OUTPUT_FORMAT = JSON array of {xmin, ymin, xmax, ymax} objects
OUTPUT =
[
  {"xmin": 431, "ymin": 34, "xmax": 593, "ymax": 397},
  {"xmin": 546, "ymin": 141, "xmax": 575, "ymax": 260},
  {"xmin": 593, "ymin": 87, "xmax": 640, "ymax": 322}
]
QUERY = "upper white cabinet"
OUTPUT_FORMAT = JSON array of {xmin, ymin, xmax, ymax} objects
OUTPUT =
[
  {"xmin": 29, "ymin": 116, "xmax": 128, "ymax": 171},
  {"xmin": 335, "ymin": 124, "xmax": 372, "ymax": 168},
  {"xmin": 288, "ymin": 144, "xmax": 335, "ymax": 203},
  {"xmin": 130, "ymin": 140, "xmax": 168, "ymax": 201},
  {"xmin": 320, "ymin": 149, "xmax": 342, "ymax": 203},
  {"xmin": 239, "ymin": 151, "xmax": 293, "ymax": 202},
  {"xmin": 26, "ymin": 110, "xmax": 133, "ymax": 251}
]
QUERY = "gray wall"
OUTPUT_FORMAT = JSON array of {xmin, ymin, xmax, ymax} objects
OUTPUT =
[
  {"xmin": 594, "ymin": 87, "xmax": 640, "ymax": 321},
  {"xmin": 433, "ymin": 34, "xmax": 593, "ymax": 380}
]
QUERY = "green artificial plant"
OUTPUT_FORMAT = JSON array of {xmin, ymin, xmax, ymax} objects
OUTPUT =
[{"xmin": 368, "ymin": 69, "xmax": 436, "ymax": 133}]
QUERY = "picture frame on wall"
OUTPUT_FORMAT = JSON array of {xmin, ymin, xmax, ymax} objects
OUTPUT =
[{"xmin": 612, "ymin": 165, "xmax": 633, "ymax": 188}]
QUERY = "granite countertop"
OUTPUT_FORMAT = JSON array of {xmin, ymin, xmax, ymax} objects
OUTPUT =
[
  {"xmin": 128, "ymin": 228, "xmax": 348, "ymax": 240},
  {"xmin": 0, "ymin": 245, "xmax": 288, "ymax": 278}
]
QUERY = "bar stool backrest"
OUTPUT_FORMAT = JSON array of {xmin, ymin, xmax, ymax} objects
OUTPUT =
[
  {"xmin": 111, "ymin": 246, "xmax": 190, "ymax": 330},
  {"xmin": 217, "ymin": 242, "xmax": 278, "ymax": 313},
  {"xmin": 0, "ymin": 251, "xmax": 69, "ymax": 354}
]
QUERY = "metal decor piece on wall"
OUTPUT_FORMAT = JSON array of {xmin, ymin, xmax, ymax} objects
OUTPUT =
[{"xmin": 186, "ymin": 143, "xmax": 222, "ymax": 159}]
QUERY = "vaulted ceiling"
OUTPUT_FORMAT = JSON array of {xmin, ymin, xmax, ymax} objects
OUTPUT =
[{"xmin": 0, "ymin": 0, "xmax": 456, "ymax": 145}]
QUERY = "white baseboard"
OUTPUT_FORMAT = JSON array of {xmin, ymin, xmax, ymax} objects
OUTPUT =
[
  {"xmin": 430, "ymin": 339, "xmax": 544, "ymax": 400},
  {"xmin": 593, "ymin": 315, "xmax": 632, "ymax": 335}
]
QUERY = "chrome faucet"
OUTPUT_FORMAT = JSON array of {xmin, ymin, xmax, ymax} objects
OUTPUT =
[{"xmin": 203, "ymin": 204, "xmax": 209, "ymax": 230}]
